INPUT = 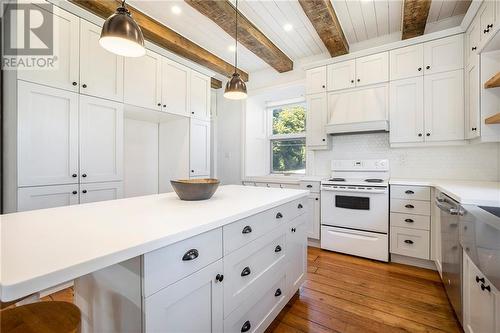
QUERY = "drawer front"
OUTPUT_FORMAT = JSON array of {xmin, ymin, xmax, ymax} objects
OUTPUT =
[
  {"xmin": 391, "ymin": 185, "xmax": 430, "ymax": 201},
  {"xmin": 223, "ymin": 226, "xmax": 286, "ymax": 317},
  {"xmin": 300, "ymin": 181, "xmax": 320, "ymax": 193},
  {"xmin": 390, "ymin": 226, "xmax": 430, "ymax": 259},
  {"xmin": 390, "ymin": 213, "xmax": 430, "ymax": 230},
  {"xmin": 242, "ymin": 181, "xmax": 256, "ymax": 186},
  {"xmin": 143, "ymin": 228, "xmax": 222, "ymax": 297},
  {"xmin": 224, "ymin": 275, "xmax": 287, "ymax": 333},
  {"xmin": 391, "ymin": 199, "xmax": 431, "ymax": 216},
  {"xmin": 223, "ymin": 198, "xmax": 306, "ymax": 254}
]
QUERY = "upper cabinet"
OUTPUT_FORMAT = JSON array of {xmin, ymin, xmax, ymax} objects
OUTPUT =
[
  {"xmin": 465, "ymin": 16, "xmax": 481, "ymax": 67},
  {"xmin": 190, "ymin": 119, "xmax": 211, "ymax": 177},
  {"xmin": 390, "ymin": 44, "xmax": 424, "ymax": 80},
  {"xmin": 423, "ymin": 34, "xmax": 463, "ymax": 75},
  {"xmin": 190, "ymin": 71, "xmax": 211, "ymax": 119},
  {"xmin": 306, "ymin": 67, "xmax": 327, "ymax": 94},
  {"xmin": 17, "ymin": 6, "xmax": 80, "ymax": 92},
  {"xmin": 478, "ymin": 0, "xmax": 496, "ymax": 44},
  {"xmin": 465, "ymin": 61, "xmax": 480, "ymax": 140},
  {"xmin": 306, "ymin": 93, "xmax": 328, "ymax": 149},
  {"xmin": 327, "ymin": 60, "xmax": 355, "ymax": 91},
  {"xmin": 162, "ymin": 58, "xmax": 190, "ymax": 117}
]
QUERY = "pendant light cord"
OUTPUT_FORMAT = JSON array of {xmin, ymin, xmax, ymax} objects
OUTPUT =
[{"xmin": 234, "ymin": 0, "xmax": 238, "ymax": 74}]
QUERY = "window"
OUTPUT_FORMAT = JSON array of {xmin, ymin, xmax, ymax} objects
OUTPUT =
[{"xmin": 268, "ymin": 101, "xmax": 306, "ymax": 174}]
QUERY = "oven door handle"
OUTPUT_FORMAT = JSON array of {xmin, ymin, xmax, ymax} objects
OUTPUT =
[{"xmin": 321, "ymin": 186, "xmax": 387, "ymax": 194}]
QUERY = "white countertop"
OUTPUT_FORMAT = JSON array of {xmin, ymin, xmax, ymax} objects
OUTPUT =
[
  {"xmin": 390, "ymin": 179, "xmax": 500, "ymax": 207},
  {"xmin": 0, "ymin": 185, "xmax": 308, "ymax": 302}
]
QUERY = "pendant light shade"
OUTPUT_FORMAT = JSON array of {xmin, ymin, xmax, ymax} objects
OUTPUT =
[
  {"xmin": 99, "ymin": 1, "xmax": 145, "ymax": 57},
  {"xmin": 224, "ymin": 0, "xmax": 247, "ymax": 100}
]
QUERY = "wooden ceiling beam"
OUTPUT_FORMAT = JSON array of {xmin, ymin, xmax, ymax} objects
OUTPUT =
[
  {"xmin": 185, "ymin": 0, "xmax": 293, "ymax": 73},
  {"xmin": 211, "ymin": 78, "xmax": 222, "ymax": 89},
  {"xmin": 402, "ymin": 0, "xmax": 432, "ymax": 40},
  {"xmin": 69, "ymin": 0, "xmax": 248, "ymax": 81},
  {"xmin": 297, "ymin": 0, "xmax": 348, "ymax": 57}
]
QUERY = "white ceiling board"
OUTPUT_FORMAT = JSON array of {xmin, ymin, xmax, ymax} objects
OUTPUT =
[{"xmin": 427, "ymin": 0, "xmax": 471, "ymax": 23}]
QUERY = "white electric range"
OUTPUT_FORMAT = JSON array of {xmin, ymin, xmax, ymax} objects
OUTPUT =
[{"xmin": 320, "ymin": 159, "xmax": 389, "ymax": 262}]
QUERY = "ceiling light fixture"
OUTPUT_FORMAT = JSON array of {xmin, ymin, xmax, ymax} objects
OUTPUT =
[
  {"xmin": 99, "ymin": 0, "xmax": 145, "ymax": 57},
  {"xmin": 228, "ymin": 44, "xmax": 236, "ymax": 52},
  {"xmin": 283, "ymin": 23, "xmax": 293, "ymax": 32},
  {"xmin": 171, "ymin": 5, "xmax": 182, "ymax": 15},
  {"xmin": 224, "ymin": 0, "xmax": 247, "ymax": 100}
]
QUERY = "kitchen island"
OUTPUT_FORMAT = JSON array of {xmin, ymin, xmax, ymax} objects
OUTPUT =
[{"xmin": 0, "ymin": 185, "xmax": 309, "ymax": 333}]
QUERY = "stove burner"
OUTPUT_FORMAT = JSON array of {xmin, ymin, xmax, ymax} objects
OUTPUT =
[
  {"xmin": 329, "ymin": 178, "xmax": 346, "ymax": 182},
  {"xmin": 365, "ymin": 178, "xmax": 384, "ymax": 183}
]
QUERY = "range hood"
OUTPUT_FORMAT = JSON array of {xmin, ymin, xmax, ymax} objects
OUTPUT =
[{"xmin": 325, "ymin": 120, "xmax": 389, "ymax": 135}]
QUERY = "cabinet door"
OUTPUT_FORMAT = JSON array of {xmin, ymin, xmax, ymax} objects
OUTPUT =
[
  {"xmin": 355, "ymin": 52, "xmax": 389, "ymax": 87},
  {"xmin": 144, "ymin": 260, "xmax": 223, "ymax": 333},
  {"xmin": 17, "ymin": 184, "xmax": 79, "ymax": 212},
  {"xmin": 18, "ymin": 81, "xmax": 79, "ymax": 187},
  {"xmin": 423, "ymin": 35, "xmax": 463, "ymax": 75},
  {"xmin": 79, "ymin": 95, "xmax": 124, "ymax": 183},
  {"xmin": 389, "ymin": 77, "xmax": 424, "ymax": 143},
  {"xmin": 17, "ymin": 6, "xmax": 79, "ymax": 92},
  {"xmin": 465, "ymin": 62, "xmax": 480, "ymax": 139},
  {"xmin": 190, "ymin": 71, "xmax": 211, "ymax": 119},
  {"xmin": 327, "ymin": 60, "xmax": 356, "ymax": 91},
  {"xmin": 123, "ymin": 50, "xmax": 162, "ymax": 110},
  {"xmin": 424, "ymin": 70, "xmax": 464, "ymax": 142},
  {"xmin": 162, "ymin": 58, "xmax": 189, "ymax": 116},
  {"xmin": 306, "ymin": 93, "xmax": 328, "ymax": 148},
  {"xmin": 79, "ymin": 20, "xmax": 124, "ymax": 102},
  {"xmin": 287, "ymin": 215, "xmax": 307, "ymax": 293},
  {"xmin": 306, "ymin": 194, "xmax": 320, "ymax": 239},
  {"xmin": 465, "ymin": 17, "xmax": 481, "ymax": 66},
  {"xmin": 79, "ymin": 181, "xmax": 123, "ymax": 204},
  {"xmin": 190, "ymin": 119, "xmax": 211, "ymax": 177},
  {"xmin": 479, "ymin": 1, "xmax": 496, "ymax": 43},
  {"xmin": 390, "ymin": 44, "xmax": 424, "ymax": 80},
  {"xmin": 306, "ymin": 67, "xmax": 327, "ymax": 94}
]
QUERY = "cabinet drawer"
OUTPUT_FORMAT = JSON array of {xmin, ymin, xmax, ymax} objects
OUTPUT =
[
  {"xmin": 223, "ymin": 227, "xmax": 287, "ymax": 317},
  {"xmin": 300, "ymin": 181, "xmax": 320, "ymax": 193},
  {"xmin": 391, "ymin": 185, "xmax": 430, "ymax": 201},
  {"xmin": 391, "ymin": 199, "xmax": 431, "ymax": 216},
  {"xmin": 390, "ymin": 213, "xmax": 430, "ymax": 230},
  {"xmin": 224, "ymin": 275, "xmax": 286, "ymax": 333},
  {"xmin": 143, "ymin": 228, "xmax": 222, "ymax": 297},
  {"xmin": 223, "ymin": 199, "xmax": 306, "ymax": 254},
  {"xmin": 390, "ymin": 227, "xmax": 430, "ymax": 259}
]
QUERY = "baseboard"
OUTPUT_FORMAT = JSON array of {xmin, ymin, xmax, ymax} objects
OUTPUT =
[
  {"xmin": 390, "ymin": 254, "xmax": 437, "ymax": 270},
  {"xmin": 307, "ymin": 238, "xmax": 320, "ymax": 248}
]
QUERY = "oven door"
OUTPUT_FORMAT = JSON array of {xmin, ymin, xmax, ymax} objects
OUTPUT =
[{"xmin": 321, "ymin": 185, "xmax": 389, "ymax": 233}]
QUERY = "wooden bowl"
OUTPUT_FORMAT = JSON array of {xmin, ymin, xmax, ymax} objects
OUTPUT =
[{"xmin": 170, "ymin": 178, "xmax": 220, "ymax": 201}]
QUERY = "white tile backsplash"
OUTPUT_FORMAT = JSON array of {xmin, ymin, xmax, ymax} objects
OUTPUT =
[{"xmin": 313, "ymin": 133, "xmax": 500, "ymax": 181}]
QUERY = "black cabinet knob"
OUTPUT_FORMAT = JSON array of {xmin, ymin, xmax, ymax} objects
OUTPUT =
[
  {"xmin": 191, "ymin": 111, "xmax": 194, "ymax": 114},
  {"xmin": 274, "ymin": 245, "xmax": 282, "ymax": 253},
  {"xmin": 315, "ymin": 198, "xmax": 319, "ymax": 201},
  {"xmin": 242, "ymin": 225, "xmax": 252, "ymax": 234},
  {"xmin": 163, "ymin": 105, "xmax": 166, "ymax": 108},
  {"xmin": 82, "ymin": 189, "xmax": 87, "ymax": 193},
  {"xmin": 241, "ymin": 266, "xmax": 251, "ymax": 277},
  {"xmin": 357, "ymin": 78, "xmax": 360, "ymax": 82},
  {"xmin": 350, "ymin": 79, "xmax": 354, "ymax": 83},
  {"xmin": 72, "ymin": 81, "xmax": 77, "ymax": 86},
  {"xmin": 322, "ymin": 138, "xmax": 326, "ymax": 142},
  {"xmin": 215, "ymin": 274, "xmax": 224, "ymax": 282},
  {"xmin": 476, "ymin": 276, "xmax": 485, "ymax": 284},
  {"xmin": 182, "ymin": 249, "xmax": 199, "ymax": 261},
  {"xmin": 418, "ymin": 133, "xmax": 422, "ymax": 137},
  {"xmin": 322, "ymin": 85, "xmax": 325, "ymax": 88},
  {"xmin": 72, "ymin": 191, "xmax": 77, "ymax": 195},
  {"xmin": 472, "ymin": 47, "xmax": 477, "ymax": 51},
  {"xmin": 405, "ymin": 204, "xmax": 414, "ymax": 209},
  {"xmin": 298, "ymin": 203, "xmax": 303, "ymax": 209},
  {"xmin": 274, "ymin": 288, "xmax": 282, "ymax": 297},
  {"xmin": 72, "ymin": 173, "xmax": 77, "ymax": 178},
  {"xmin": 405, "ymin": 190, "xmax": 414, "ymax": 194},
  {"xmin": 82, "ymin": 84, "xmax": 87, "ymax": 88},
  {"xmin": 191, "ymin": 170, "xmax": 194, "ymax": 173},
  {"xmin": 241, "ymin": 320, "xmax": 251, "ymax": 332},
  {"xmin": 404, "ymin": 239, "xmax": 414, "ymax": 244},
  {"xmin": 481, "ymin": 284, "xmax": 491, "ymax": 292},
  {"xmin": 306, "ymin": 185, "xmax": 313, "ymax": 188},
  {"xmin": 418, "ymin": 67, "xmax": 422, "ymax": 71},
  {"xmin": 157, "ymin": 103, "xmax": 161, "ymax": 106},
  {"xmin": 426, "ymin": 133, "xmax": 430, "ymax": 137},
  {"xmin": 82, "ymin": 173, "xmax": 87, "ymax": 177},
  {"xmin": 276, "ymin": 212, "xmax": 283, "ymax": 219},
  {"xmin": 426, "ymin": 66, "xmax": 430, "ymax": 70},
  {"xmin": 404, "ymin": 218, "xmax": 414, "ymax": 223}
]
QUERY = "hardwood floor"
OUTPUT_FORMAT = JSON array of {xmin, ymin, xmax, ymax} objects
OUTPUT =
[{"xmin": 266, "ymin": 247, "xmax": 462, "ymax": 333}]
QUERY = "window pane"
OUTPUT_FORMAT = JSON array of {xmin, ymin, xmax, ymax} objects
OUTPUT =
[
  {"xmin": 272, "ymin": 104, "xmax": 306, "ymax": 135},
  {"xmin": 271, "ymin": 139, "xmax": 306, "ymax": 174}
]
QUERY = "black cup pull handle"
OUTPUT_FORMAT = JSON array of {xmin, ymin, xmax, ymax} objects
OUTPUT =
[
  {"xmin": 276, "ymin": 212, "xmax": 283, "ymax": 219},
  {"xmin": 241, "ymin": 266, "xmax": 251, "ymax": 277},
  {"xmin": 476, "ymin": 276, "xmax": 485, "ymax": 284},
  {"xmin": 405, "ymin": 204, "xmax": 414, "ymax": 209},
  {"xmin": 404, "ymin": 218, "xmax": 414, "ymax": 223},
  {"xmin": 404, "ymin": 240, "xmax": 414, "ymax": 245},
  {"xmin": 182, "ymin": 249, "xmax": 199, "ymax": 261},
  {"xmin": 306, "ymin": 184, "xmax": 313, "ymax": 188},
  {"xmin": 241, "ymin": 320, "xmax": 251, "ymax": 332},
  {"xmin": 274, "ymin": 288, "xmax": 282, "ymax": 297},
  {"xmin": 481, "ymin": 284, "xmax": 491, "ymax": 292},
  {"xmin": 242, "ymin": 225, "xmax": 252, "ymax": 234},
  {"xmin": 275, "ymin": 245, "xmax": 282, "ymax": 253},
  {"xmin": 298, "ymin": 203, "xmax": 303, "ymax": 209},
  {"xmin": 405, "ymin": 190, "xmax": 414, "ymax": 194}
]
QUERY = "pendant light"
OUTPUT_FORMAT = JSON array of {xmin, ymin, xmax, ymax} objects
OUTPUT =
[
  {"xmin": 99, "ymin": 0, "xmax": 146, "ymax": 57},
  {"xmin": 224, "ymin": 0, "xmax": 247, "ymax": 100}
]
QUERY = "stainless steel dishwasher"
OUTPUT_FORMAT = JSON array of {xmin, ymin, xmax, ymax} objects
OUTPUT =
[{"xmin": 435, "ymin": 191, "xmax": 463, "ymax": 325}]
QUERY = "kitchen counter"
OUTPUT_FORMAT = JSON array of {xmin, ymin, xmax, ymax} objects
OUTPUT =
[
  {"xmin": 0, "ymin": 185, "xmax": 308, "ymax": 302},
  {"xmin": 390, "ymin": 179, "xmax": 500, "ymax": 207},
  {"xmin": 242, "ymin": 175, "xmax": 325, "ymax": 184}
]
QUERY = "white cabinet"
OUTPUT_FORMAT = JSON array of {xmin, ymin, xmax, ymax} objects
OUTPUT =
[
  {"xmin": 162, "ymin": 58, "xmax": 189, "ymax": 116},
  {"xmin": 18, "ymin": 81, "xmax": 79, "ymax": 187},
  {"xmin": 287, "ymin": 216, "xmax": 307, "ymax": 292},
  {"xmin": 327, "ymin": 60, "xmax": 355, "ymax": 91},
  {"xmin": 479, "ymin": 1, "xmax": 496, "ymax": 44},
  {"xmin": 306, "ymin": 93, "xmax": 328, "ymax": 149},
  {"xmin": 17, "ymin": 185, "xmax": 79, "ymax": 212},
  {"xmin": 306, "ymin": 67, "xmax": 327, "ymax": 94},
  {"xmin": 17, "ymin": 6, "xmax": 80, "ymax": 92},
  {"xmin": 355, "ymin": 52, "xmax": 389, "ymax": 87},
  {"xmin": 424, "ymin": 70, "xmax": 464, "ymax": 142},
  {"xmin": 389, "ymin": 77, "xmax": 424, "ymax": 143},
  {"xmin": 79, "ymin": 20, "xmax": 124, "ymax": 102},
  {"xmin": 144, "ymin": 260, "xmax": 223, "ymax": 333},
  {"xmin": 79, "ymin": 96, "xmax": 124, "ymax": 183},
  {"xmin": 390, "ymin": 44, "xmax": 424, "ymax": 80},
  {"xmin": 463, "ymin": 253, "xmax": 499, "ymax": 333},
  {"xmin": 305, "ymin": 193, "xmax": 320, "ymax": 239},
  {"xmin": 190, "ymin": 71, "xmax": 211, "ymax": 119},
  {"xmin": 79, "ymin": 181, "xmax": 123, "ymax": 204},
  {"xmin": 423, "ymin": 34, "xmax": 463, "ymax": 75},
  {"xmin": 465, "ymin": 16, "xmax": 481, "ymax": 67},
  {"xmin": 465, "ymin": 62, "xmax": 481, "ymax": 139},
  {"xmin": 190, "ymin": 119, "xmax": 211, "ymax": 177},
  {"xmin": 124, "ymin": 50, "xmax": 162, "ymax": 111}
]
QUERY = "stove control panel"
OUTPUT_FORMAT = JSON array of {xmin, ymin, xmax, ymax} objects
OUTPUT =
[{"xmin": 331, "ymin": 159, "xmax": 389, "ymax": 171}]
